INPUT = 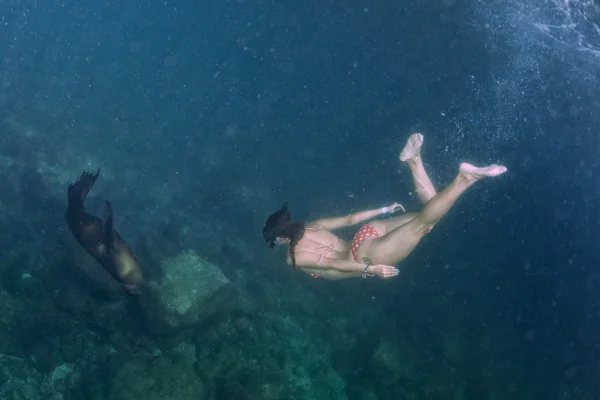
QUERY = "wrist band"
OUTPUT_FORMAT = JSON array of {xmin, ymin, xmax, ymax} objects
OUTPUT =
[
  {"xmin": 362, "ymin": 266, "xmax": 370, "ymax": 278},
  {"xmin": 381, "ymin": 206, "xmax": 389, "ymax": 214},
  {"xmin": 361, "ymin": 257, "xmax": 376, "ymax": 278}
]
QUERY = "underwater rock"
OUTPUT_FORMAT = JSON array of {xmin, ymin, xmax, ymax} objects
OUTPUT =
[
  {"xmin": 371, "ymin": 338, "xmax": 416, "ymax": 387},
  {"xmin": 0, "ymin": 355, "xmax": 43, "ymax": 399},
  {"xmin": 53, "ymin": 287, "xmax": 94, "ymax": 319},
  {"xmin": 0, "ymin": 354, "xmax": 79, "ymax": 400},
  {"xmin": 358, "ymin": 391, "xmax": 378, "ymax": 400},
  {"xmin": 47, "ymin": 362, "xmax": 82, "ymax": 395},
  {"xmin": 0, "ymin": 290, "xmax": 29, "ymax": 358},
  {"xmin": 139, "ymin": 249, "xmax": 237, "ymax": 336},
  {"xmin": 64, "ymin": 245, "xmax": 124, "ymax": 298},
  {"xmin": 215, "ymin": 373, "xmax": 287, "ymax": 400},
  {"xmin": 193, "ymin": 307, "xmax": 350, "ymax": 400},
  {"xmin": 108, "ymin": 356, "xmax": 206, "ymax": 400}
]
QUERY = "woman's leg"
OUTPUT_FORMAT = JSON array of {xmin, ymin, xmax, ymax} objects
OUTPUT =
[
  {"xmin": 365, "ymin": 163, "xmax": 507, "ymax": 265},
  {"xmin": 371, "ymin": 213, "xmax": 418, "ymax": 236},
  {"xmin": 371, "ymin": 133, "xmax": 438, "ymax": 235},
  {"xmin": 400, "ymin": 133, "xmax": 437, "ymax": 204}
]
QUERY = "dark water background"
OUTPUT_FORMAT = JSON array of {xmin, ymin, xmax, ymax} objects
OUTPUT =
[{"xmin": 0, "ymin": 0, "xmax": 599, "ymax": 399}]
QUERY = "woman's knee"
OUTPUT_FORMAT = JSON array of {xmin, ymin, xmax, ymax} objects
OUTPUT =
[
  {"xmin": 410, "ymin": 216, "xmax": 436, "ymax": 236},
  {"xmin": 419, "ymin": 224, "xmax": 434, "ymax": 235},
  {"xmin": 422, "ymin": 222, "xmax": 436, "ymax": 234}
]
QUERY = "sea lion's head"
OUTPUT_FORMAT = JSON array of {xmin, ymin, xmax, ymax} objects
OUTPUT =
[
  {"xmin": 113, "ymin": 250, "xmax": 145, "ymax": 296},
  {"xmin": 122, "ymin": 269, "xmax": 145, "ymax": 296}
]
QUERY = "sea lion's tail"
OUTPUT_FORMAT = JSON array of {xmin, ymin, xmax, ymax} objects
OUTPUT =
[{"xmin": 67, "ymin": 169, "xmax": 100, "ymax": 212}]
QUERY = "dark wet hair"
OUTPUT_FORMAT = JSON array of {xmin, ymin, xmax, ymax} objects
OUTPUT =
[{"xmin": 263, "ymin": 202, "xmax": 305, "ymax": 269}]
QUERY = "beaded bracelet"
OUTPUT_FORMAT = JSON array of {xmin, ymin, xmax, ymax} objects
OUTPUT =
[{"xmin": 361, "ymin": 257, "xmax": 376, "ymax": 278}]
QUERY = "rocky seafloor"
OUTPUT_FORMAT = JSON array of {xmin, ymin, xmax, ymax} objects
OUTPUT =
[{"xmin": 0, "ymin": 115, "xmax": 588, "ymax": 400}]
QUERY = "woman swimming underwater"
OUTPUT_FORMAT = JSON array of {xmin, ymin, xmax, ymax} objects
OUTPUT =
[{"xmin": 263, "ymin": 133, "xmax": 507, "ymax": 280}]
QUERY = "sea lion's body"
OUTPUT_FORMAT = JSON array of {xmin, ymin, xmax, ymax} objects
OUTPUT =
[{"xmin": 66, "ymin": 169, "xmax": 144, "ymax": 296}]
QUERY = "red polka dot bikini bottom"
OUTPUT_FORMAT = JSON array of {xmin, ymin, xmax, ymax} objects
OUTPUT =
[{"xmin": 351, "ymin": 224, "xmax": 381, "ymax": 261}]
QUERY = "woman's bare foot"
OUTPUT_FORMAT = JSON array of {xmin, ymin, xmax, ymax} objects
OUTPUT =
[
  {"xmin": 459, "ymin": 162, "xmax": 507, "ymax": 182},
  {"xmin": 399, "ymin": 133, "xmax": 424, "ymax": 162}
]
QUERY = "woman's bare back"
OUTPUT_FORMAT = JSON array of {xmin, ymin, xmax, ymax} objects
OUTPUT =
[{"xmin": 286, "ymin": 225, "xmax": 350, "ymax": 267}]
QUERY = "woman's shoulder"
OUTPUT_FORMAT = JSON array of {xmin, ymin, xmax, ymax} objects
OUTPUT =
[{"xmin": 305, "ymin": 222, "xmax": 327, "ymax": 231}]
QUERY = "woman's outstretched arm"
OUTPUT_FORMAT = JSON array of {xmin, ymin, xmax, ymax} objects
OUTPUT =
[
  {"xmin": 307, "ymin": 202, "xmax": 405, "ymax": 231},
  {"xmin": 294, "ymin": 251, "xmax": 399, "ymax": 279}
]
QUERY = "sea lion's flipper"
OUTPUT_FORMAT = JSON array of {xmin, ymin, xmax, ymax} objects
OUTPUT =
[
  {"xmin": 103, "ymin": 200, "xmax": 115, "ymax": 252},
  {"xmin": 67, "ymin": 168, "xmax": 100, "ymax": 211}
]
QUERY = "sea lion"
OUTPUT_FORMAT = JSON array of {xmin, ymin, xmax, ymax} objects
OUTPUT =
[{"xmin": 66, "ymin": 169, "xmax": 144, "ymax": 296}]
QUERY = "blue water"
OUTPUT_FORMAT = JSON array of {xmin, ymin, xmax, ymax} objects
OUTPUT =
[{"xmin": 0, "ymin": 0, "xmax": 598, "ymax": 399}]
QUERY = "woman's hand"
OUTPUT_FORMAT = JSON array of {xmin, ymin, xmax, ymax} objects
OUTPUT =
[
  {"xmin": 367, "ymin": 264, "xmax": 399, "ymax": 279},
  {"xmin": 382, "ymin": 202, "xmax": 406, "ymax": 214}
]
